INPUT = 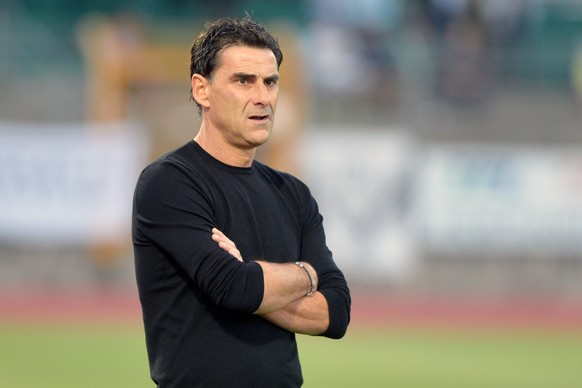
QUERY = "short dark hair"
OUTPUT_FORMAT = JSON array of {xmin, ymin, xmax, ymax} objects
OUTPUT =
[{"xmin": 190, "ymin": 17, "xmax": 283, "ymax": 109}]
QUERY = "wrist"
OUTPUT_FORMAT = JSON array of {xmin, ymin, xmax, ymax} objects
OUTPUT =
[{"xmin": 295, "ymin": 261, "xmax": 315, "ymax": 296}]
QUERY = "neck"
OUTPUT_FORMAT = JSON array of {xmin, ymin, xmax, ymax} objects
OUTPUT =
[{"xmin": 194, "ymin": 125, "xmax": 255, "ymax": 168}]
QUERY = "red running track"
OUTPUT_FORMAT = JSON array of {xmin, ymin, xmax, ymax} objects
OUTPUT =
[{"xmin": 1, "ymin": 289, "xmax": 582, "ymax": 331}]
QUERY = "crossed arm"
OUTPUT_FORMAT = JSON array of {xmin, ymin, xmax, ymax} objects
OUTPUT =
[{"xmin": 211, "ymin": 228, "xmax": 330, "ymax": 335}]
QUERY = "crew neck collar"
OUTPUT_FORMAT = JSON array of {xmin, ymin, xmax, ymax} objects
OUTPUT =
[{"xmin": 190, "ymin": 140, "xmax": 254, "ymax": 173}]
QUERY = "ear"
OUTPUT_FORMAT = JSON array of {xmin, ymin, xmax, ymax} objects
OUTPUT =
[{"xmin": 191, "ymin": 74, "xmax": 210, "ymax": 109}]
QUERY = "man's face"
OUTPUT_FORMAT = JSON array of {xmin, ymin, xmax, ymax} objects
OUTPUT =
[{"xmin": 204, "ymin": 45, "xmax": 279, "ymax": 150}]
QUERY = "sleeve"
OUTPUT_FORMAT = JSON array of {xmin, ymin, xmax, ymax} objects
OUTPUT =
[
  {"xmin": 298, "ymin": 184, "xmax": 351, "ymax": 339},
  {"xmin": 133, "ymin": 160, "xmax": 264, "ymax": 313}
]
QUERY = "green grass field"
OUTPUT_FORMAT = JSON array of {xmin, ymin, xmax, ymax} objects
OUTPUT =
[{"xmin": 2, "ymin": 323, "xmax": 582, "ymax": 387}]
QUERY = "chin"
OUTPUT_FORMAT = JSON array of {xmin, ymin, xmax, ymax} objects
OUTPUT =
[
  {"xmin": 253, "ymin": 137, "xmax": 270, "ymax": 148},
  {"xmin": 252, "ymin": 129, "xmax": 272, "ymax": 146}
]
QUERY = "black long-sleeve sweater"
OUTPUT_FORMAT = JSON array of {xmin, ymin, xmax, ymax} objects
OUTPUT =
[{"xmin": 133, "ymin": 141, "xmax": 350, "ymax": 387}]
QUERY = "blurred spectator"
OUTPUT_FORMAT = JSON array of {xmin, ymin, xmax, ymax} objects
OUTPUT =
[
  {"xmin": 422, "ymin": 0, "xmax": 529, "ymax": 106},
  {"xmin": 306, "ymin": 0, "xmax": 403, "ymax": 103},
  {"xmin": 435, "ymin": 0, "xmax": 493, "ymax": 105},
  {"xmin": 423, "ymin": 0, "xmax": 469, "ymax": 35},
  {"xmin": 478, "ymin": 0, "xmax": 526, "ymax": 45}
]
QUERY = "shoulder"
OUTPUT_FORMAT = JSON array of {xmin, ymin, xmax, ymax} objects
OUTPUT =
[
  {"xmin": 133, "ymin": 143, "xmax": 219, "ymax": 215},
  {"xmin": 139, "ymin": 142, "xmax": 202, "ymax": 181},
  {"xmin": 135, "ymin": 142, "xmax": 209, "ymax": 200}
]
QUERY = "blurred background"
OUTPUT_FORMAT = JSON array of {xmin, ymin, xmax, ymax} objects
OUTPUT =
[
  {"xmin": 2, "ymin": 1, "xmax": 582, "ymax": 386},
  {"xmin": 1, "ymin": 0, "xmax": 582, "ymax": 339}
]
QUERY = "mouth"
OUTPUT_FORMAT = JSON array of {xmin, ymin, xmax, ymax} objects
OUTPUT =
[{"xmin": 248, "ymin": 114, "xmax": 270, "ymax": 122}]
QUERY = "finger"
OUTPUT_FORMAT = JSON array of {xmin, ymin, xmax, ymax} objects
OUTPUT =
[
  {"xmin": 212, "ymin": 228, "xmax": 230, "ymax": 242},
  {"xmin": 219, "ymin": 242, "xmax": 243, "ymax": 261},
  {"xmin": 212, "ymin": 228, "xmax": 243, "ymax": 261},
  {"xmin": 211, "ymin": 228, "xmax": 223, "ymax": 240},
  {"xmin": 212, "ymin": 229, "xmax": 229, "ymax": 245}
]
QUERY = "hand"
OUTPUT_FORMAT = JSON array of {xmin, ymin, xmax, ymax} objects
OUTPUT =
[{"xmin": 212, "ymin": 228, "xmax": 243, "ymax": 261}]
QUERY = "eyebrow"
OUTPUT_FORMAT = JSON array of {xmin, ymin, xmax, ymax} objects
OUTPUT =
[{"xmin": 230, "ymin": 72, "xmax": 279, "ymax": 83}]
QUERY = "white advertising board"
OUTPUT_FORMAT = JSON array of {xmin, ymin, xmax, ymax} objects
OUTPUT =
[
  {"xmin": 301, "ymin": 127, "xmax": 418, "ymax": 282},
  {"xmin": 0, "ymin": 122, "xmax": 149, "ymax": 244},
  {"xmin": 415, "ymin": 144, "xmax": 582, "ymax": 255}
]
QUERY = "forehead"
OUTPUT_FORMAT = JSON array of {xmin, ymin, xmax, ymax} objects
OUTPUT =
[{"xmin": 215, "ymin": 45, "xmax": 278, "ymax": 75}]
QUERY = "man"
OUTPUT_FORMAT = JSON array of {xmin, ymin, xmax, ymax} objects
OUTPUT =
[{"xmin": 133, "ymin": 17, "xmax": 351, "ymax": 387}]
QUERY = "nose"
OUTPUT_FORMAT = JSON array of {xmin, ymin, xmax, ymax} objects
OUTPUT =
[{"xmin": 252, "ymin": 82, "xmax": 272, "ymax": 105}]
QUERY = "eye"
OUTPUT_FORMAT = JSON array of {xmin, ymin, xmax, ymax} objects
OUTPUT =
[
  {"xmin": 265, "ymin": 79, "xmax": 278, "ymax": 87},
  {"xmin": 238, "ymin": 78, "xmax": 249, "ymax": 85}
]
